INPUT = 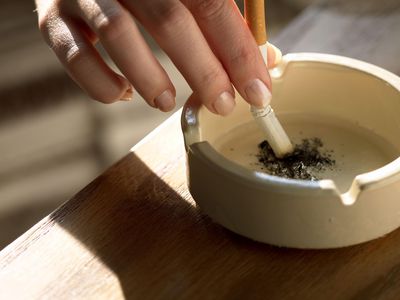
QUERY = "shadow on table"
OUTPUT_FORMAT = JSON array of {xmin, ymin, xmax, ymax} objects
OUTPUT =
[{"xmin": 51, "ymin": 152, "xmax": 400, "ymax": 299}]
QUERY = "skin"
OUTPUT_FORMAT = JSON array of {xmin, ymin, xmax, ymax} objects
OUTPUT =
[{"xmin": 35, "ymin": 0, "xmax": 281, "ymax": 115}]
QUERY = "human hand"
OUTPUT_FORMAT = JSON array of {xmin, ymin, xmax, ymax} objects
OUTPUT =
[{"xmin": 35, "ymin": 0, "xmax": 282, "ymax": 115}]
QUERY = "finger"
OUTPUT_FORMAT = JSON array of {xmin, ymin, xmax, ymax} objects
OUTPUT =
[
  {"xmin": 74, "ymin": 0, "xmax": 176, "ymax": 111},
  {"xmin": 184, "ymin": 0, "xmax": 272, "ymax": 108},
  {"xmin": 38, "ymin": 14, "xmax": 132, "ymax": 103},
  {"xmin": 125, "ymin": 0, "xmax": 236, "ymax": 116},
  {"xmin": 267, "ymin": 42, "xmax": 283, "ymax": 68}
]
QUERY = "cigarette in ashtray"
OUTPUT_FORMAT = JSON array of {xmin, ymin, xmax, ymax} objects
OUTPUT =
[
  {"xmin": 251, "ymin": 104, "xmax": 294, "ymax": 158},
  {"xmin": 245, "ymin": 0, "xmax": 294, "ymax": 158}
]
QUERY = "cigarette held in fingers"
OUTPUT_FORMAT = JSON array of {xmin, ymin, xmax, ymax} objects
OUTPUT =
[{"xmin": 245, "ymin": 0, "xmax": 293, "ymax": 157}]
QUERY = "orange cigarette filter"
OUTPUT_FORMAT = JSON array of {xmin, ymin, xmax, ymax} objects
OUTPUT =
[{"xmin": 244, "ymin": 0, "xmax": 267, "ymax": 46}]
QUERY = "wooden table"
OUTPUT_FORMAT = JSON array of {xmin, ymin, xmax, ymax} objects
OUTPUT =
[{"xmin": 1, "ymin": 1, "xmax": 400, "ymax": 299}]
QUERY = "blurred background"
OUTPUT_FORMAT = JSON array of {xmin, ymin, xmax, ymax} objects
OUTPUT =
[{"xmin": 0, "ymin": 0, "xmax": 309, "ymax": 249}]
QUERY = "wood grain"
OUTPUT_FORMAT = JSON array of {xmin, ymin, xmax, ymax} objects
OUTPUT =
[
  {"xmin": 273, "ymin": 0, "xmax": 400, "ymax": 76},
  {"xmin": 1, "ymin": 1, "xmax": 400, "ymax": 299}
]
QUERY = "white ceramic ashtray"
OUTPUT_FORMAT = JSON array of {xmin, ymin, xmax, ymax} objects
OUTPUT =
[{"xmin": 181, "ymin": 53, "xmax": 400, "ymax": 249}]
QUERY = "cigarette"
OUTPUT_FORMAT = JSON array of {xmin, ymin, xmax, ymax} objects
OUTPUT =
[
  {"xmin": 245, "ymin": 0, "xmax": 294, "ymax": 157},
  {"xmin": 250, "ymin": 104, "xmax": 294, "ymax": 158}
]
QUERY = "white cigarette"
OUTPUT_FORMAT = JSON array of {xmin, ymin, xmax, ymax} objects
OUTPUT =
[{"xmin": 250, "ymin": 105, "xmax": 294, "ymax": 158}]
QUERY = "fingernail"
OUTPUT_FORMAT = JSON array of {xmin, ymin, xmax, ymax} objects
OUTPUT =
[
  {"xmin": 213, "ymin": 92, "xmax": 235, "ymax": 116},
  {"xmin": 155, "ymin": 90, "xmax": 175, "ymax": 112},
  {"xmin": 245, "ymin": 79, "xmax": 272, "ymax": 108},
  {"xmin": 268, "ymin": 43, "xmax": 282, "ymax": 65},
  {"xmin": 121, "ymin": 86, "xmax": 133, "ymax": 101}
]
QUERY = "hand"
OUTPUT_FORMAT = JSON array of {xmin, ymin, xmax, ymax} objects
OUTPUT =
[{"xmin": 35, "ymin": 0, "xmax": 282, "ymax": 115}]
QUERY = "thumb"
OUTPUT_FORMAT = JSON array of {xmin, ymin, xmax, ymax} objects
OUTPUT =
[{"xmin": 267, "ymin": 42, "xmax": 283, "ymax": 68}]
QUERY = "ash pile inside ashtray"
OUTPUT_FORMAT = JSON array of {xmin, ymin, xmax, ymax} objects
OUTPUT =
[{"xmin": 257, "ymin": 138, "xmax": 335, "ymax": 181}]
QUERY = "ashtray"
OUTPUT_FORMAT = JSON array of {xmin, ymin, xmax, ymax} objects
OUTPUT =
[{"xmin": 181, "ymin": 53, "xmax": 400, "ymax": 249}]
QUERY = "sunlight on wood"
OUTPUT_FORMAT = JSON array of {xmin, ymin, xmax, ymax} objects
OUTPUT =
[{"xmin": 0, "ymin": 220, "xmax": 124, "ymax": 299}]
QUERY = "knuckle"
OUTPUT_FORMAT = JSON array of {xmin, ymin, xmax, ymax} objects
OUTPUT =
[
  {"xmin": 151, "ymin": 3, "xmax": 192, "ymax": 34},
  {"xmin": 49, "ymin": 32, "xmax": 90, "ymax": 67},
  {"xmin": 47, "ymin": 26, "xmax": 78, "ymax": 61},
  {"xmin": 230, "ymin": 45, "xmax": 258, "ymax": 67},
  {"xmin": 192, "ymin": 0, "xmax": 227, "ymax": 20},
  {"xmin": 199, "ymin": 67, "xmax": 226, "ymax": 89},
  {"xmin": 92, "ymin": 6, "xmax": 129, "ymax": 40},
  {"xmin": 63, "ymin": 43, "xmax": 90, "ymax": 65},
  {"xmin": 35, "ymin": 11, "xmax": 79, "ymax": 62},
  {"xmin": 43, "ymin": 24, "xmax": 84, "ymax": 64}
]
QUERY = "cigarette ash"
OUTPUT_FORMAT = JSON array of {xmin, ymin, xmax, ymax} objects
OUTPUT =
[{"xmin": 257, "ymin": 138, "xmax": 336, "ymax": 181}]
